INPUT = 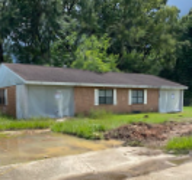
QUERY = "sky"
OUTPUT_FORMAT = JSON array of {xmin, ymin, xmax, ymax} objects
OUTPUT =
[{"xmin": 167, "ymin": 0, "xmax": 192, "ymax": 16}]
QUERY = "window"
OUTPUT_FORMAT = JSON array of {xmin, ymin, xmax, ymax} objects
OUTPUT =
[
  {"xmin": 0, "ymin": 89, "xmax": 5, "ymax": 105},
  {"xmin": 99, "ymin": 89, "xmax": 113, "ymax": 105},
  {"xmin": 132, "ymin": 90, "xmax": 144, "ymax": 104}
]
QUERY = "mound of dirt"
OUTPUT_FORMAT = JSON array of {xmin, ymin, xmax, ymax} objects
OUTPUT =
[{"xmin": 104, "ymin": 121, "xmax": 192, "ymax": 146}]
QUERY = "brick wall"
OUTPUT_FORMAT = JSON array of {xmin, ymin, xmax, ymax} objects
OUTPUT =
[
  {"xmin": 0, "ymin": 86, "xmax": 16, "ymax": 118},
  {"xmin": 74, "ymin": 87, "xmax": 159, "ymax": 115}
]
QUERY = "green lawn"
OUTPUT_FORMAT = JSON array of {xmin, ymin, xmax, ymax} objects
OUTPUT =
[
  {"xmin": 51, "ymin": 107, "xmax": 192, "ymax": 139},
  {"xmin": 0, "ymin": 116, "xmax": 54, "ymax": 131}
]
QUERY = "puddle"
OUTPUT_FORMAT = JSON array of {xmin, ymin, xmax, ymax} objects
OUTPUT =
[{"xmin": 0, "ymin": 131, "xmax": 122, "ymax": 166}]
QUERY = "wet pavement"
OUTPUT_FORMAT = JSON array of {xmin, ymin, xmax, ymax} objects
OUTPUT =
[
  {"xmin": 0, "ymin": 131, "xmax": 192, "ymax": 180},
  {"xmin": 0, "ymin": 130, "xmax": 122, "ymax": 166}
]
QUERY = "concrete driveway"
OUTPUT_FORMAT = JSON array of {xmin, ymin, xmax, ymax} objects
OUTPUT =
[
  {"xmin": 0, "ymin": 147, "xmax": 190, "ymax": 180},
  {"xmin": 129, "ymin": 162, "xmax": 192, "ymax": 180}
]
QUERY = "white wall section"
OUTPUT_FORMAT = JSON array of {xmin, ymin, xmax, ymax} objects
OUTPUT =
[
  {"xmin": 17, "ymin": 85, "xmax": 74, "ymax": 119},
  {"xmin": 159, "ymin": 89, "xmax": 182, "ymax": 113}
]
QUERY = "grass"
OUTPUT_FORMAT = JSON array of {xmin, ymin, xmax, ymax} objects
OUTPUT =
[
  {"xmin": 0, "ymin": 115, "xmax": 54, "ymax": 131},
  {"xmin": 51, "ymin": 107, "xmax": 192, "ymax": 140},
  {"xmin": 166, "ymin": 136, "xmax": 192, "ymax": 154}
]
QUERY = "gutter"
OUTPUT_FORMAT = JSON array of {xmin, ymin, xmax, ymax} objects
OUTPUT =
[{"xmin": 24, "ymin": 81, "xmax": 188, "ymax": 90}]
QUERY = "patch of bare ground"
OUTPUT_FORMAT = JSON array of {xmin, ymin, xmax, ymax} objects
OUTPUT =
[
  {"xmin": 104, "ymin": 121, "xmax": 192, "ymax": 147},
  {"xmin": 2, "ymin": 129, "xmax": 50, "ymax": 136}
]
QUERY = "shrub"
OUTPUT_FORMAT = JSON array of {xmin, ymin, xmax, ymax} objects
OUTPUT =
[{"xmin": 88, "ymin": 109, "xmax": 112, "ymax": 119}]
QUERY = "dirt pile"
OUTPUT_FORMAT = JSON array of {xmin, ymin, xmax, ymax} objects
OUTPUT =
[{"xmin": 104, "ymin": 121, "xmax": 192, "ymax": 146}]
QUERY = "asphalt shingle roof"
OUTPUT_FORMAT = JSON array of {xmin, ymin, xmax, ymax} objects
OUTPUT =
[{"xmin": 3, "ymin": 63, "xmax": 187, "ymax": 89}]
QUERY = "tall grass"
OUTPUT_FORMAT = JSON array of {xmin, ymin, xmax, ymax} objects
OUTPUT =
[
  {"xmin": 52, "ymin": 120, "xmax": 105, "ymax": 139},
  {"xmin": 51, "ymin": 107, "xmax": 192, "ymax": 139},
  {"xmin": 0, "ymin": 116, "xmax": 54, "ymax": 131},
  {"xmin": 166, "ymin": 136, "xmax": 192, "ymax": 154}
]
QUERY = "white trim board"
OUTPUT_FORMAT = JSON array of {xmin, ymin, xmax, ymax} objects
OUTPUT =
[{"xmin": 24, "ymin": 81, "xmax": 187, "ymax": 90}]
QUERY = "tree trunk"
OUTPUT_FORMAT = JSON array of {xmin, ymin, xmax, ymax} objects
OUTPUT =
[{"xmin": 0, "ymin": 42, "xmax": 4, "ymax": 63}]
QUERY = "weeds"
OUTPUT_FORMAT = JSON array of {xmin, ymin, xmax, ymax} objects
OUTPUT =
[
  {"xmin": 51, "ymin": 107, "xmax": 192, "ymax": 140},
  {"xmin": 51, "ymin": 120, "xmax": 105, "ymax": 139},
  {"xmin": 166, "ymin": 136, "xmax": 192, "ymax": 154}
]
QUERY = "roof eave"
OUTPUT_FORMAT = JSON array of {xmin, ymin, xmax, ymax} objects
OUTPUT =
[{"xmin": 24, "ymin": 81, "xmax": 188, "ymax": 90}]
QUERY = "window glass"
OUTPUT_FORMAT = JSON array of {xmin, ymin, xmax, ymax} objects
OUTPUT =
[
  {"xmin": 106, "ymin": 97, "xmax": 113, "ymax": 104},
  {"xmin": 99, "ymin": 90, "xmax": 105, "ymax": 97},
  {"xmin": 138, "ymin": 91, "xmax": 143, "ymax": 97},
  {"xmin": 0, "ymin": 89, "xmax": 5, "ymax": 105},
  {"xmin": 132, "ymin": 97, "xmax": 137, "ymax": 104},
  {"xmin": 99, "ymin": 97, "xmax": 105, "ymax": 104},
  {"xmin": 138, "ymin": 97, "xmax": 143, "ymax": 104},
  {"xmin": 106, "ymin": 90, "xmax": 113, "ymax": 97},
  {"xmin": 132, "ymin": 90, "xmax": 137, "ymax": 97}
]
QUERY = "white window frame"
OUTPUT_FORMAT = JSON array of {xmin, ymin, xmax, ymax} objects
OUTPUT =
[
  {"xmin": 128, "ymin": 89, "xmax": 147, "ymax": 105},
  {"xmin": 94, "ymin": 89, "xmax": 117, "ymax": 106}
]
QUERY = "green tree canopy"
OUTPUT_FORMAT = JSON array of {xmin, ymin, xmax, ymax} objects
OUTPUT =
[{"xmin": 71, "ymin": 35, "xmax": 118, "ymax": 73}]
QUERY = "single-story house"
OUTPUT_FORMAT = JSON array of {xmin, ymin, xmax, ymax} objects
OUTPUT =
[{"xmin": 0, "ymin": 63, "xmax": 188, "ymax": 119}]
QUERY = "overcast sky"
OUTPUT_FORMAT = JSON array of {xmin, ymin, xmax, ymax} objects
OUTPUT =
[{"xmin": 167, "ymin": 0, "xmax": 192, "ymax": 16}]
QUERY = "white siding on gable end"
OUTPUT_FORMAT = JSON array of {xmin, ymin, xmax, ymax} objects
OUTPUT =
[
  {"xmin": 113, "ymin": 89, "xmax": 117, "ymax": 105},
  {"xmin": 0, "ymin": 64, "xmax": 25, "ymax": 88},
  {"xmin": 94, "ymin": 89, "xmax": 99, "ymax": 106}
]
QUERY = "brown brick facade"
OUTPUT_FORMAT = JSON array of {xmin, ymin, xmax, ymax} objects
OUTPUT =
[
  {"xmin": 0, "ymin": 86, "xmax": 16, "ymax": 118},
  {"xmin": 74, "ymin": 87, "xmax": 159, "ymax": 114}
]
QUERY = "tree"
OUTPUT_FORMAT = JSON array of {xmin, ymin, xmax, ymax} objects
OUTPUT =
[
  {"xmin": 10, "ymin": 0, "xmax": 62, "ymax": 64},
  {"xmin": 100, "ymin": 0, "xmax": 180, "ymax": 74},
  {"xmin": 0, "ymin": 0, "xmax": 19, "ymax": 63},
  {"xmin": 168, "ymin": 11, "xmax": 192, "ymax": 104},
  {"xmin": 71, "ymin": 35, "xmax": 118, "ymax": 73},
  {"xmin": 0, "ymin": 0, "xmax": 182, "ymax": 76}
]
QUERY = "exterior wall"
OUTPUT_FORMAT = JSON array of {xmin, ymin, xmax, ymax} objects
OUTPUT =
[
  {"xmin": 0, "ymin": 86, "xmax": 16, "ymax": 117},
  {"xmin": 74, "ymin": 87, "xmax": 159, "ymax": 114}
]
